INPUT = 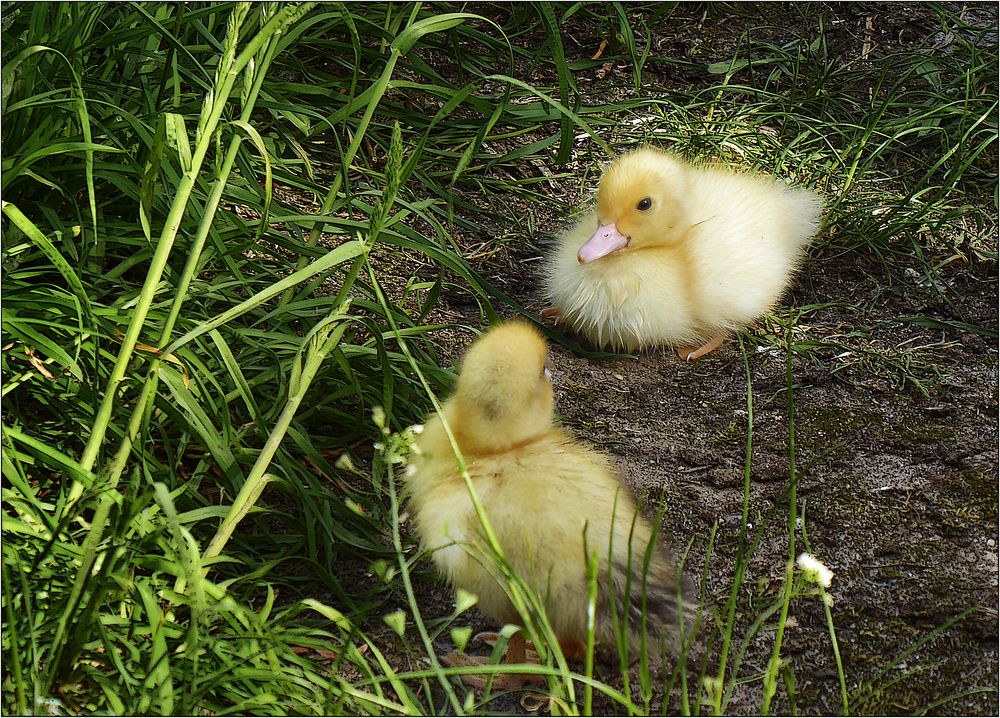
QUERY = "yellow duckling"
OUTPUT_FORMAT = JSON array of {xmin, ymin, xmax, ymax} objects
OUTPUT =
[
  {"xmin": 543, "ymin": 147, "xmax": 823, "ymax": 359},
  {"xmin": 406, "ymin": 322, "xmax": 691, "ymax": 687}
]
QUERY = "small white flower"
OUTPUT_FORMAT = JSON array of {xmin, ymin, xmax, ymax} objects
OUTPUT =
[
  {"xmin": 35, "ymin": 697, "xmax": 66, "ymax": 717},
  {"xmin": 404, "ymin": 463, "xmax": 417, "ymax": 477},
  {"xmin": 796, "ymin": 552, "xmax": 834, "ymax": 588},
  {"xmin": 409, "ymin": 423, "xmax": 424, "ymax": 435},
  {"xmin": 373, "ymin": 442, "xmax": 385, "ymax": 451}
]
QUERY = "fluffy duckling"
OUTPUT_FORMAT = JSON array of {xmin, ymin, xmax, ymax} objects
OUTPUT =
[
  {"xmin": 406, "ymin": 323, "xmax": 691, "ymax": 688},
  {"xmin": 543, "ymin": 147, "xmax": 823, "ymax": 359}
]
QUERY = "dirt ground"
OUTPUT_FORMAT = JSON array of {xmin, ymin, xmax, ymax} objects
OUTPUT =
[
  {"xmin": 312, "ymin": 3, "xmax": 999, "ymax": 714},
  {"xmin": 519, "ymin": 258, "xmax": 997, "ymax": 715},
  {"xmin": 386, "ymin": 247, "xmax": 996, "ymax": 709},
  {"xmin": 413, "ymin": 230, "xmax": 999, "ymax": 716}
]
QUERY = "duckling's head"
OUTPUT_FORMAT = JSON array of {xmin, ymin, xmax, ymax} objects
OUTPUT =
[
  {"xmin": 578, "ymin": 148, "xmax": 689, "ymax": 263},
  {"xmin": 450, "ymin": 322, "xmax": 554, "ymax": 452}
]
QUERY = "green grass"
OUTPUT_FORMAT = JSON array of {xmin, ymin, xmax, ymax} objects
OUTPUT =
[{"xmin": 2, "ymin": 2, "xmax": 996, "ymax": 715}]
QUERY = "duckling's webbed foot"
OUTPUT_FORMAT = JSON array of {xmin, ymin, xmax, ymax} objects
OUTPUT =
[
  {"xmin": 677, "ymin": 334, "xmax": 726, "ymax": 362},
  {"xmin": 474, "ymin": 631, "xmax": 586, "ymax": 661},
  {"xmin": 440, "ymin": 632, "xmax": 544, "ymax": 690},
  {"xmin": 441, "ymin": 652, "xmax": 536, "ymax": 690}
]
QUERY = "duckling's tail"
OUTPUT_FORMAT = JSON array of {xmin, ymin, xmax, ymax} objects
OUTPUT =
[
  {"xmin": 782, "ymin": 185, "xmax": 825, "ymax": 251},
  {"xmin": 602, "ymin": 551, "xmax": 701, "ymax": 659}
]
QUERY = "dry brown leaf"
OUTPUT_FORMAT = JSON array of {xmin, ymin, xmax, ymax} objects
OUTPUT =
[
  {"xmin": 25, "ymin": 347, "xmax": 55, "ymax": 379},
  {"xmin": 591, "ymin": 38, "xmax": 608, "ymax": 61}
]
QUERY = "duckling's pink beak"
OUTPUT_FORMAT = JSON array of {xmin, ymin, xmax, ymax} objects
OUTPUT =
[{"xmin": 577, "ymin": 223, "xmax": 629, "ymax": 263}]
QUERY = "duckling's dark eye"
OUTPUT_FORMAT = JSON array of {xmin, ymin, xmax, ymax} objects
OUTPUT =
[{"xmin": 636, "ymin": 197, "xmax": 653, "ymax": 211}]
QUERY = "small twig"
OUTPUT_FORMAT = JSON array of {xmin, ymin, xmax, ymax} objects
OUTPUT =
[{"xmin": 862, "ymin": 15, "xmax": 875, "ymax": 60}]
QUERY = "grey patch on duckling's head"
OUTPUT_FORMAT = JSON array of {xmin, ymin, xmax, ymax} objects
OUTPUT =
[{"xmin": 478, "ymin": 396, "xmax": 503, "ymax": 421}]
